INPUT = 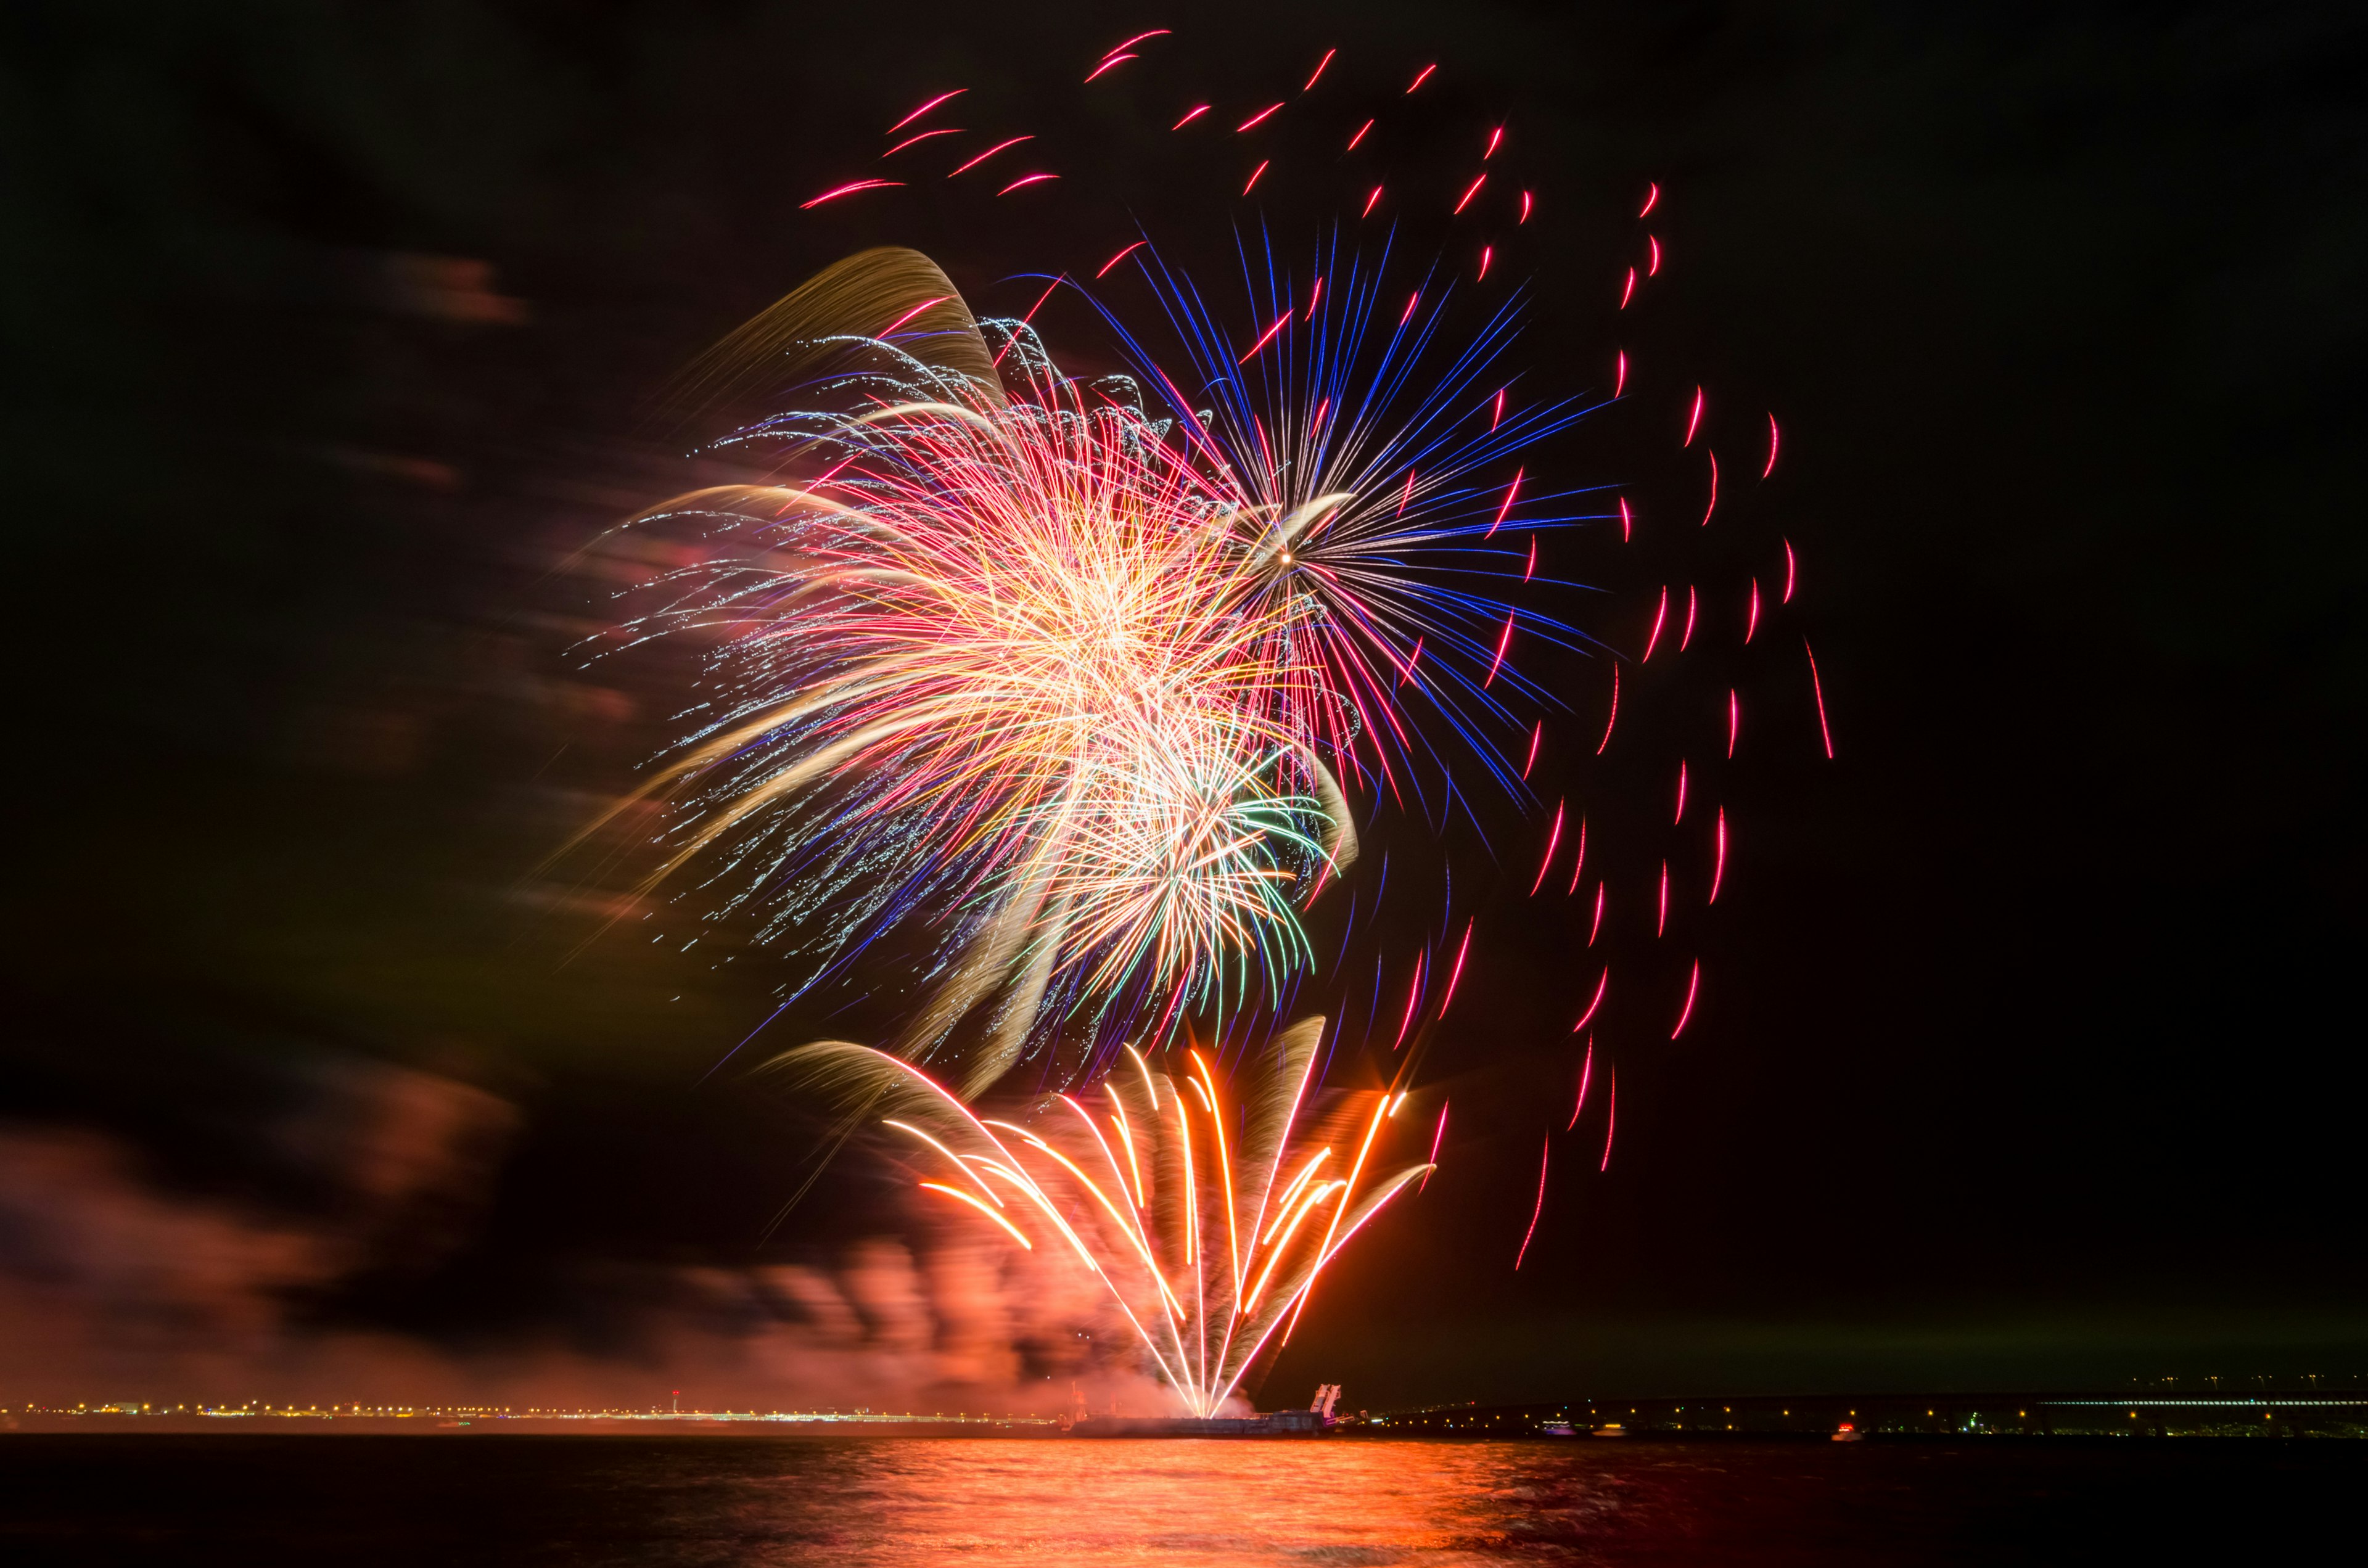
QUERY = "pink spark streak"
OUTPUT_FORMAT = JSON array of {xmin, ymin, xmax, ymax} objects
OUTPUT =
[
  {"xmin": 949, "ymin": 136, "xmax": 1032, "ymax": 176},
  {"xmin": 1642, "ymin": 586, "xmax": 1668, "ymax": 662},
  {"xmin": 1596, "ymin": 665, "xmax": 1619, "ymax": 753},
  {"xmin": 1096, "ymin": 241, "xmax": 1148, "ymax": 278},
  {"xmin": 1348, "ymin": 118, "xmax": 1374, "ymax": 150},
  {"xmin": 1439, "ymin": 920, "xmax": 1474, "ymax": 1017},
  {"xmin": 1243, "ymin": 160, "xmax": 1269, "ymax": 195},
  {"xmin": 1483, "ymin": 612, "xmax": 1515, "ymax": 688},
  {"xmin": 1710, "ymin": 809, "xmax": 1728, "ymax": 903},
  {"xmin": 1408, "ymin": 64, "xmax": 1437, "ymax": 92},
  {"xmin": 1684, "ymin": 386, "xmax": 1704, "ymax": 446},
  {"xmin": 1513, "ymin": 1137, "xmax": 1550, "ymax": 1270},
  {"xmin": 1237, "ymin": 102, "xmax": 1284, "ymax": 133},
  {"xmin": 1304, "ymin": 48, "xmax": 1337, "ymax": 91},
  {"xmin": 1764, "ymin": 413, "xmax": 1781, "ymax": 477},
  {"xmin": 800, "ymin": 179, "xmax": 900, "ymax": 208},
  {"xmin": 1572, "ymin": 967, "xmax": 1608, "ymax": 1031},
  {"xmin": 883, "ymin": 128, "xmax": 962, "ymax": 157},
  {"xmin": 887, "ymin": 90, "xmax": 965, "ymax": 133},
  {"xmin": 1237, "ymin": 309, "xmax": 1291, "ymax": 363},
  {"xmin": 1600, "ymin": 1069, "xmax": 1618, "ymax": 1170},
  {"xmin": 1083, "ymin": 54, "xmax": 1137, "ymax": 82},
  {"xmin": 1671, "ymin": 961, "xmax": 1701, "ymax": 1038},
  {"xmin": 1529, "ymin": 803, "xmax": 1564, "ymax": 897},
  {"xmin": 1806, "ymin": 639, "xmax": 1835, "ymax": 757},
  {"xmin": 997, "ymin": 173, "xmax": 1058, "ymax": 195},
  {"xmin": 1568, "ymin": 1041, "xmax": 1595, "ymax": 1130},
  {"xmin": 1174, "ymin": 104, "xmax": 1211, "ymax": 129},
  {"xmin": 1489, "ymin": 467, "xmax": 1523, "ymax": 534}
]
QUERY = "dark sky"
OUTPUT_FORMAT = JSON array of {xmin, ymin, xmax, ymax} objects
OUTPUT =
[{"xmin": 2, "ymin": 0, "xmax": 2362, "ymax": 1411}]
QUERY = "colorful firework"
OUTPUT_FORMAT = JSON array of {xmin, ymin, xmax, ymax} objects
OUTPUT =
[{"xmin": 779, "ymin": 1017, "xmax": 1428, "ymax": 1416}]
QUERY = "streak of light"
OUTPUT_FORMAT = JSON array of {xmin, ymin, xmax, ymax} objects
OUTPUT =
[
  {"xmin": 1522, "ymin": 721, "xmax": 1542, "ymax": 780},
  {"xmin": 1363, "ymin": 185, "xmax": 1384, "ymax": 218},
  {"xmin": 1489, "ymin": 467, "xmax": 1523, "ymax": 534},
  {"xmin": 1680, "ymin": 585, "xmax": 1697, "ymax": 651},
  {"xmin": 1454, "ymin": 174, "xmax": 1487, "ymax": 215},
  {"xmin": 1304, "ymin": 48, "xmax": 1337, "ymax": 91},
  {"xmin": 1101, "ymin": 29, "xmax": 1170, "ymax": 57},
  {"xmin": 1243, "ymin": 160, "xmax": 1270, "ymax": 195},
  {"xmin": 1674, "ymin": 761, "xmax": 1687, "ymax": 824},
  {"xmin": 1485, "ymin": 125, "xmax": 1505, "ymax": 158},
  {"xmin": 1236, "ymin": 308, "xmax": 1292, "ymax": 363},
  {"xmin": 1806, "ymin": 639, "xmax": 1835, "ymax": 757},
  {"xmin": 1657, "ymin": 861, "xmax": 1669, "ymax": 936},
  {"xmin": 1638, "ymin": 182, "xmax": 1659, "ymax": 217},
  {"xmin": 1600, "ymin": 1069, "xmax": 1618, "ymax": 1170},
  {"xmin": 1648, "ymin": 235, "xmax": 1662, "ymax": 276},
  {"xmin": 1684, "ymin": 386, "xmax": 1704, "ymax": 446},
  {"xmin": 1620, "ymin": 268, "xmax": 1636, "ymax": 308},
  {"xmin": 1084, "ymin": 54, "xmax": 1137, "ymax": 82},
  {"xmin": 1597, "ymin": 665, "xmax": 1619, "ymax": 753},
  {"xmin": 1478, "ymin": 245, "xmax": 1493, "ymax": 281},
  {"xmin": 1727, "ymin": 690, "xmax": 1740, "ymax": 757},
  {"xmin": 1745, "ymin": 580, "xmax": 1760, "ymax": 643},
  {"xmin": 998, "ymin": 173, "xmax": 1058, "ymax": 195},
  {"xmin": 1438, "ymin": 919, "xmax": 1475, "ymax": 1017},
  {"xmin": 1783, "ymin": 540, "xmax": 1797, "ymax": 602},
  {"xmin": 1238, "ymin": 103, "xmax": 1285, "ymax": 133},
  {"xmin": 1568, "ymin": 1041, "xmax": 1595, "ymax": 1130},
  {"xmin": 1407, "ymin": 64, "xmax": 1437, "ymax": 92},
  {"xmin": 884, "ymin": 128, "xmax": 961, "ymax": 157},
  {"xmin": 888, "ymin": 90, "xmax": 966, "ymax": 133},
  {"xmin": 1566, "ymin": 817, "xmax": 1588, "ymax": 897},
  {"xmin": 1096, "ymin": 241, "xmax": 1148, "ymax": 278},
  {"xmin": 1764, "ymin": 414, "xmax": 1780, "ymax": 477},
  {"xmin": 801, "ymin": 179, "xmax": 902, "ymax": 208},
  {"xmin": 1513, "ymin": 1136, "xmax": 1550, "ymax": 1270},
  {"xmin": 1709, "ymin": 809, "xmax": 1727, "ymax": 903},
  {"xmin": 1392, "ymin": 951, "xmax": 1427, "ymax": 1049},
  {"xmin": 1519, "ymin": 190, "xmax": 1534, "ymax": 223},
  {"xmin": 1671, "ymin": 961, "xmax": 1700, "ymax": 1038},
  {"xmin": 1701, "ymin": 450, "xmax": 1718, "ymax": 525},
  {"xmin": 1420, "ymin": 1102, "xmax": 1449, "ymax": 1191},
  {"xmin": 1483, "ymin": 612, "xmax": 1515, "ymax": 687},
  {"xmin": 1588, "ymin": 882, "xmax": 1605, "ymax": 944},
  {"xmin": 950, "ymin": 136, "xmax": 1032, "ymax": 176},
  {"xmin": 1347, "ymin": 118, "xmax": 1374, "ymax": 150},
  {"xmin": 1174, "ymin": 104, "xmax": 1211, "ymax": 129},
  {"xmin": 1529, "ymin": 802, "xmax": 1564, "ymax": 896},
  {"xmin": 1614, "ymin": 351, "xmax": 1627, "ymax": 399},
  {"xmin": 1618, "ymin": 494, "xmax": 1632, "ymax": 540},
  {"xmin": 1642, "ymin": 585, "xmax": 1668, "ymax": 662},
  {"xmin": 1305, "ymin": 274, "xmax": 1324, "ymax": 319},
  {"xmin": 1572, "ymin": 967, "xmax": 1609, "ymax": 1031}
]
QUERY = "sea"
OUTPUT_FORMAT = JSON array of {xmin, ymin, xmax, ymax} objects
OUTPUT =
[{"xmin": 0, "ymin": 1434, "xmax": 2358, "ymax": 1564}]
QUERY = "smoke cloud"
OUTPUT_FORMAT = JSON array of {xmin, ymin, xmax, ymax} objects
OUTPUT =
[{"xmin": 0, "ymin": 1059, "xmax": 1174, "ymax": 1414}]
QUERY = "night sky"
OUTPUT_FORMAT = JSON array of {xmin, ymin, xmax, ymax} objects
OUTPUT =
[{"xmin": 4, "ymin": 1, "xmax": 2362, "ymax": 1412}]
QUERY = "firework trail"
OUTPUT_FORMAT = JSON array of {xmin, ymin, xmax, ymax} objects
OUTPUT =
[{"xmin": 777, "ymin": 1017, "xmax": 1428, "ymax": 1417}]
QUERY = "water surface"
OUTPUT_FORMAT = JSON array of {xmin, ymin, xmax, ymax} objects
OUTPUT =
[{"xmin": 1, "ymin": 1434, "xmax": 2356, "ymax": 1564}]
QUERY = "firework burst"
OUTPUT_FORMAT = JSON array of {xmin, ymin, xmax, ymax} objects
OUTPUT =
[{"xmin": 779, "ymin": 1015, "xmax": 1427, "ymax": 1417}]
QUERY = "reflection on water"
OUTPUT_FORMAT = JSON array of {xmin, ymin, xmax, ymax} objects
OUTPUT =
[{"xmin": 1, "ymin": 1434, "xmax": 2359, "ymax": 1565}]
